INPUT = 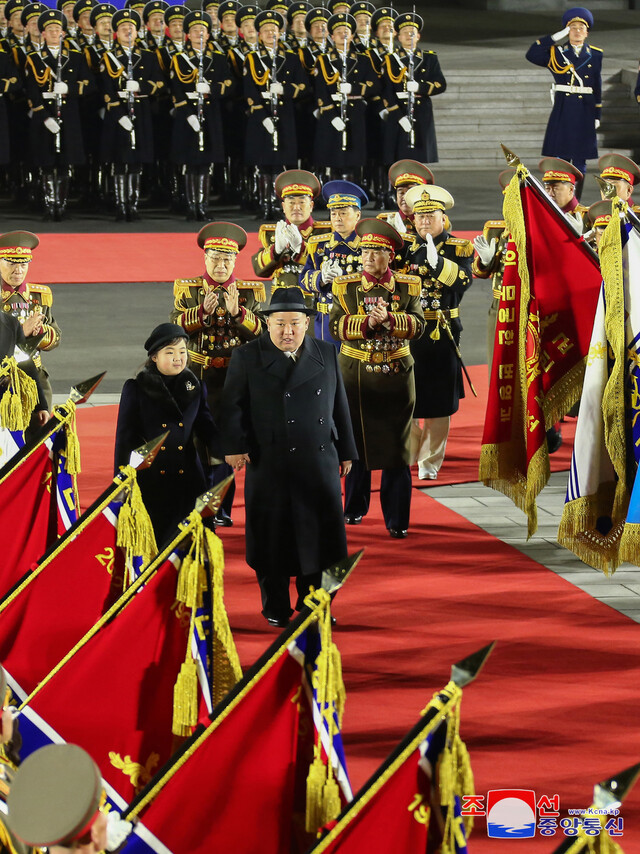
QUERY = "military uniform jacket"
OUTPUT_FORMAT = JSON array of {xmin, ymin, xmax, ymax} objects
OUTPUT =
[
  {"xmin": 312, "ymin": 46, "xmax": 380, "ymax": 168},
  {"xmin": 525, "ymin": 35, "xmax": 602, "ymax": 162},
  {"xmin": 243, "ymin": 43, "xmax": 307, "ymax": 167},
  {"xmin": 329, "ymin": 270, "xmax": 423, "ymax": 470},
  {"xmin": 99, "ymin": 42, "xmax": 164, "ymax": 164},
  {"xmin": 24, "ymin": 43, "xmax": 94, "ymax": 167},
  {"xmin": 382, "ymin": 46, "xmax": 446, "ymax": 163},
  {"xmin": 396, "ymin": 229, "xmax": 473, "ymax": 418},
  {"xmin": 169, "ymin": 43, "xmax": 234, "ymax": 165},
  {"xmin": 252, "ymin": 217, "xmax": 332, "ymax": 290},
  {"xmin": 0, "ymin": 43, "xmax": 21, "ymax": 163}
]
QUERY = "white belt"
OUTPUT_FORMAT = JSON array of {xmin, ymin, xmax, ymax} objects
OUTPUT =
[{"xmin": 553, "ymin": 84, "xmax": 593, "ymax": 95}]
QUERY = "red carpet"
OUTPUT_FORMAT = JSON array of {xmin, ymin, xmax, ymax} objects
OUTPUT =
[
  {"xmin": 30, "ymin": 230, "xmax": 479, "ymax": 284},
  {"xmin": 72, "ymin": 405, "xmax": 639, "ymax": 852}
]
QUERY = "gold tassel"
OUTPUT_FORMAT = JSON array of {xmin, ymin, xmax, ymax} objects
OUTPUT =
[
  {"xmin": 0, "ymin": 357, "xmax": 38, "ymax": 432},
  {"xmin": 430, "ymin": 323, "xmax": 441, "ymax": 341},
  {"xmin": 321, "ymin": 774, "xmax": 341, "ymax": 825},
  {"xmin": 116, "ymin": 471, "xmax": 158, "ymax": 582},
  {"xmin": 305, "ymin": 756, "xmax": 326, "ymax": 833},
  {"xmin": 63, "ymin": 406, "xmax": 81, "ymax": 475},
  {"xmin": 172, "ymin": 656, "xmax": 198, "ymax": 736}
]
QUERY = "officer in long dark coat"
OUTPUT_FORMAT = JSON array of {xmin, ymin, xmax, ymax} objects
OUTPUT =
[
  {"xmin": 330, "ymin": 218, "xmax": 423, "ymax": 537},
  {"xmin": 395, "ymin": 184, "xmax": 473, "ymax": 481},
  {"xmin": 525, "ymin": 6, "xmax": 601, "ymax": 181},
  {"xmin": 381, "ymin": 12, "xmax": 446, "ymax": 167},
  {"xmin": 0, "ymin": 38, "xmax": 22, "ymax": 168},
  {"xmin": 220, "ymin": 287, "xmax": 357, "ymax": 627}
]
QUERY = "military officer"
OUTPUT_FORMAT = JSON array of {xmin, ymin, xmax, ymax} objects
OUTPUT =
[
  {"xmin": 540, "ymin": 157, "xmax": 587, "ymax": 232},
  {"xmin": 312, "ymin": 11, "xmax": 380, "ymax": 182},
  {"xmin": 597, "ymin": 153, "xmax": 640, "ymax": 205},
  {"xmin": 526, "ymin": 7, "xmax": 602, "ymax": 185},
  {"xmin": 171, "ymin": 222, "xmax": 265, "ymax": 524},
  {"xmin": 330, "ymin": 218, "xmax": 423, "ymax": 536},
  {"xmin": 395, "ymin": 184, "xmax": 473, "ymax": 481},
  {"xmin": 253, "ymin": 169, "xmax": 331, "ymax": 298},
  {"xmin": 24, "ymin": 8, "xmax": 93, "ymax": 220},
  {"xmin": 377, "ymin": 158, "xmax": 434, "ymax": 235},
  {"xmin": 99, "ymin": 7, "xmax": 164, "ymax": 221},
  {"xmin": 169, "ymin": 9, "xmax": 232, "ymax": 221},
  {"xmin": 0, "ymin": 231, "xmax": 60, "ymax": 411},
  {"xmin": 300, "ymin": 179, "xmax": 367, "ymax": 343},
  {"xmin": 381, "ymin": 11, "xmax": 446, "ymax": 166}
]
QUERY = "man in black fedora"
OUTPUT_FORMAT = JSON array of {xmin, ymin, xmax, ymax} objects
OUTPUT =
[{"xmin": 220, "ymin": 287, "xmax": 357, "ymax": 627}]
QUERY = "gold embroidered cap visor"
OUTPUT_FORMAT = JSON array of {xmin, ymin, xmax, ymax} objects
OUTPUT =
[
  {"xmin": 0, "ymin": 230, "xmax": 39, "ymax": 263},
  {"xmin": 356, "ymin": 217, "xmax": 403, "ymax": 253},
  {"xmin": 197, "ymin": 221, "xmax": 248, "ymax": 253},
  {"xmin": 404, "ymin": 184, "xmax": 454, "ymax": 213}
]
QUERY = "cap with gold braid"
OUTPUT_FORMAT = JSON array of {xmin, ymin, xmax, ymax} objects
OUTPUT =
[
  {"xmin": 539, "ymin": 156, "xmax": 583, "ymax": 184},
  {"xmin": 197, "ymin": 221, "xmax": 247, "ymax": 254},
  {"xmin": 327, "ymin": 10, "xmax": 355, "ymax": 32},
  {"xmin": 38, "ymin": 8, "xmax": 66, "ymax": 29},
  {"xmin": 254, "ymin": 8, "xmax": 284, "ymax": 29},
  {"xmin": 90, "ymin": 2, "xmax": 115, "ymax": 26},
  {"xmin": 21, "ymin": 2, "xmax": 46, "ymax": 27},
  {"xmin": 404, "ymin": 184, "xmax": 454, "ymax": 214},
  {"xmin": 394, "ymin": 10, "xmax": 422, "ymax": 32},
  {"xmin": 0, "ymin": 231, "xmax": 39, "ymax": 264},
  {"xmin": 598, "ymin": 153, "xmax": 640, "ymax": 187},
  {"xmin": 322, "ymin": 179, "xmax": 368, "ymax": 209},
  {"xmin": 356, "ymin": 217, "xmax": 403, "ymax": 253},
  {"xmin": 8, "ymin": 744, "xmax": 105, "ymax": 848},
  {"xmin": 586, "ymin": 199, "xmax": 613, "ymax": 229},
  {"xmin": 370, "ymin": 5, "xmax": 397, "ymax": 31},
  {"xmin": 274, "ymin": 169, "xmax": 321, "ymax": 199},
  {"xmin": 112, "ymin": 7, "xmax": 141, "ymax": 29},
  {"xmin": 562, "ymin": 5, "xmax": 593, "ymax": 28},
  {"xmin": 388, "ymin": 159, "xmax": 434, "ymax": 189}
]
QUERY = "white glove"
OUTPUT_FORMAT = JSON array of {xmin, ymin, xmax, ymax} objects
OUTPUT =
[
  {"xmin": 321, "ymin": 258, "xmax": 342, "ymax": 285},
  {"xmin": 269, "ymin": 81, "xmax": 283, "ymax": 96},
  {"xmin": 595, "ymin": 118, "xmax": 600, "ymax": 129},
  {"xmin": 473, "ymin": 235, "xmax": 496, "ymax": 267},
  {"xmin": 398, "ymin": 115, "xmax": 412, "ymax": 134},
  {"xmin": 406, "ymin": 80, "xmax": 419, "ymax": 93},
  {"xmin": 274, "ymin": 219, "xmax": 288, "ymax": 254},
  {"xmin": 425, "ymin": 233, "xmax": 439, "ymax": 268},
  {"xmin": 388, "ymin": 211, "xmax": 406, "ymax": 234},
  {"xmin": 187, "ymin": 114, "xmax": 200, "ymax": 133},
  {"xmin": 286, "ymin": 222, "xmax": 302, "ymax": 254},
  {"xmin": 44, "ymin": 117, "xmax": 60, "ymax": 134},
  {"xmin": 331, "ymin": 116, "xmax": 346, "ymax": 132},
  {"xmin": 196, "ymin": 81, "xmax": 210, "ymax": 94},
  {"xmin": 379, "ymin": 108, "xmax": 389, "ymax": 121},
  {"xmin": 53, "ymin": 81, "xmax": 68, "ymax": 95},
  {"xmin": 118, "ymin": 115, "xmax": 134, "ymax": 132},
  {"xmin": 312, "ymin": 108, "xmax": 320, "ymax": 119},
  {"xmin": 125, "ymin": 79, "xmax": 140, "ymax": 93},
  {"xmin": 262, "ymin": 116, "xmax": 275, "ymax": 134},
  {"xmin": 551, "ymin": 25, "xmax": 570, "ymax": 42},
  {"xmin": 338, "ymin": 82, "xmax": 351, "ymax": 95},
  {"xmin": 105, "ymin": 811, "xmax": 133, "ymax": 852}
]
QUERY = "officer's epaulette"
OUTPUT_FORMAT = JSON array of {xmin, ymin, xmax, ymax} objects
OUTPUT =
[
  {"xmin": 257, "ymin": 223, "xmax": 276, "ymax": 245},
  {"xmin": 590, "ymin": 44, "xmax": 603, "ymax": 52},
  {"xmin": 312, "ymin": 220, "xmax": 332, "ymax": 232},
  {"xmin": 394, "ymin": 272, "xmax": 421, "ymax": 296},
  {"xmin": 483, "ymin": 220, "xmax": 506, "ymax": 240},
  {"xmin": 332, "ymin": 272, "xmax": 360, "ymax": 296},
  {"xmin": 446, "ymin": 237, "xmax": 474, "ymax": 257},
  {"xmin": 236, "ymin": 280, "xmax": 266, "ymax": 301},
  {"xmin": 27, "ymin": 283, "xmax": 52, "ymax": 305},
  {"xmin": 308, "ymin": 233, "xmax": 332, "ymax": 246},
  {"xmin": 173, "ymin": 276, "xmax": 203, "ymax": 296}
]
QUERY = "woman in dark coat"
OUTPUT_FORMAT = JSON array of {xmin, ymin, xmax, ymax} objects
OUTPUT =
[{"xmin": 114, "ymin": 322, "xmax": 220, "ymax": 546}]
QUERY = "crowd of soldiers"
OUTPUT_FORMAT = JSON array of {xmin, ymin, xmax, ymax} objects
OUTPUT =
[{"xmin": 0, "ymin": 0, "xmax": 445, "ymax": 221}]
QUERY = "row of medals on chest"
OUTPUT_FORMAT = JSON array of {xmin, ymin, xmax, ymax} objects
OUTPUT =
[{"xmin": 205, "ymin": 305, "xmax": 242, "ymax": 348}]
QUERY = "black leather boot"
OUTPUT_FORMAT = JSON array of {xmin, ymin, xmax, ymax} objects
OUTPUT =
[
  {"xmin": 114, "ymin": 174, "xmax": 127, "ymax": 221},
  {"xmin": 41, "ymin": 172, "xmax": 56, "ymax": 220},
  {"xmin": 184, "ymin": 172, "xmax": 197, "ymax": 221},
  {"xmin": 127, "ymin": 172, "xmax": 141, "ymax": 221},
  {"xmin": 196, "ymin": 173, "xmax": 209, "ymax": 221}
]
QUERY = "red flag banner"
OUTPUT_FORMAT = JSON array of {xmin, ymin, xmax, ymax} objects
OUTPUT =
[{"xmin": 479, "ymin": 166, "xmax": 602, "ymax": 534}]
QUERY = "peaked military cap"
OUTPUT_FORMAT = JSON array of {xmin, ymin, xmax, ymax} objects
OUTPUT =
[
  {"xmin": 143, "ymin": 0, "xmax": 168, "ymax": 22},
  {"xmin": 356, "ymin": 217, "xmax": 403, "ymax": 253},
  {"xmin": 55, "ymin": 0, "xmax": 73, "ymax": 10},
  {"xmin": 562, "ymin": 6, "xmax": 593, "ymax": 29},
  {"xmin": 5, "ymin": 0, "xmax": 26, "ymax": 17},
  {"xmin": 350, "ymin": 1, "xmax": 374, "ymax": 17},
  {"xmin": 388, "ymin": 159, "xmax": 434, "ymax": 188},
  {"xmin": 265, "ymin": 0, "xmax": 289, "ymax": 11},
  {"xmin": 21, "ymin": 2, "xmax": 47, "ymax": 26},
  {"xmin": 218, "ymin": 0, "xmax": 239, "ymax": 19},
  {"xmin": 305, "ymin": 5, "xmax": 328, "ymax": 29},
  {"xmin": 125, "ymin": 0, "xmax": 146, "ymax": 9},
  {"xmin": 164, "ymin": 2, "xmax": 186, "ymax": 24},
  {"xmin": 322, "ymin": 179, "xmax": 368, "ymax": 208},
  {"xmin": 113, "ymin": 7, "xmax": 141, "ymax": 28},
  {"xmin": 370, "ymin": 5, "xmax": 397, "ymax": 30},
  {"xmin": 327, "ymin": 0, "xmax": 349, "ymax": 12},
  {"xmin": 586, "ymin": 199, "xmax": 613, "ymax": 229},
  {"xmin": 598, "ymin": 153, "xmax": 640, "ymax": 187},
  {"xmin": 72, "ymin": 0, "xmax": 96, "ymax": 21},
  {"xmin": 275, "ymin": 169, "xmax": 321, "ymax": 199},
  {"xmin": 263, "ymin": 286, "xmax": 315, "ymax": 315},
  {"xmin": 254, "ymin": 8, "xmax": 284, "ymax": 29},
  {"xmin": 183, "ymin": 8, "xmax": 212, "ymax": 30},
  {"xmin": 236, "ymin": 4, "xmax": 257, "ymax": 26},
  {"xmin": 287, "ymin": 0, "xmax": 310, "ymax": 25},
  {"xmin": 39, "ymin": 7, "xmax": 66, "ymax": 29},
  {"xmin": 327, "ymin": 11, "xmax": 355, "ymax": 32},
  {"xmin": 539, "ymin": 157, "xmax": 583, "ymax": 184},
  {"xmin": 8, "ymin": 745, "xmax": 105, "ymax": 848},
  {"xmin": 0, "ymin": 232, "xmax": 39, "ymax": 264},
  {"xmin": 90, "ymin": 2, "xmax": 115, "ymax": 26},
  {"xmin": 405, "ymin": 184, "xmax": 454, "ymax": 213},
  {"xmin": 395, "ymin": 11, "xmax": 422, "ymax": 31},
  {"xmin": 202, "ymin": 0, "xmax": 219, "ymax": 10},
  {"xmin": 197, "ymin": 221, "xmax": 248, "ymax": 253}
]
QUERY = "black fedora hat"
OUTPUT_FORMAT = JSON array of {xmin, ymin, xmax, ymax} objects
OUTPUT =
[{"xmin": 263, "ymin": 287, "xmax": 315, "ymax": 315}]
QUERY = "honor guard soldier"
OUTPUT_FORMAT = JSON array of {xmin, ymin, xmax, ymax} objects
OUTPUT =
[
  {"xmin": 144, "ymin": 0, "xmax": 170, "ymax": 205},
  {"xmin": 0, "ymin": 37, "xmax": 21, "ymax": 173},
  {"xmin": 300, "ymin": 179, "xmax": 366, "ymax": 342},
  {"xmin": 170, "ymin": 9, "xmax": 233, "ymax": 221},
  {"xmin": 143, "ymin": 0, "xmax": 166, "ymax": 49},
  {"xmin": 72, "ymin": 0, "xmax": 103, "ymax": 208},
  {"xmin": 285, "ymin": 0, "xmax": 310, "ymax": 50},
  {"xmin": 0, "ymin": 231, "xmax": 60, "ymax": 411},
  {"xmin": 597, "ymin": 153, "xmax": 640, "ymax": 207},
  {"xmin": 265, "ymin": 0, "xmax": 290, "ymax": 38},
  {"xmin": 234, "ymin": 3, "xmax": 258, "ymax": 55},
  {"xmin": 171, "ymin": 222, "xmax": 265, "ymax": 524},
  {"xmin": 330, "ymin": 218, "xmax": 423, "ymax": 537},
  {"xmin": 382, "ymin": 11, "xmax": 446, "ymax": 166},
  {"xmin": 312, "ymin": 12, "xmax": 380, "ymax": 183},
  {"xmin": 57, "ymin": 0, "xmax": 77, "ymax": 38},
  {"xmin": 539, "ymin": 157, "xmax": 587, "ymax": 232},
  {"xmin": 396, "ymin": 184, "xmax": 473, "ymax": 481},
  {"xmin": 350, "ymin": 1, "xmax": 374, "ymax": 52},
  {"xmin": 203, "ymin": 0, "xmax": 220, "ymax": 40},
  {"xmin": 285, "ymin": 2, "xmax": 312, "ymax": 166},
  {"xmin": 299, "ymin": 5, "xmax": 328, "ymax": 73},
  {"xmin": 327, "ymin": 0, "xmax": 350, "ymax": 16},
  {"xmin": 4, "ymin": 0, "xmax": 31, "ymax": 204},
  {"xmin": 526, "ymin": 7, "xmax": 602, "ymax": 186},
  {"xmin": 20, "ymin": 3, "xmax": 46, "ymax": 67},
  {"xmin": 157, "ymin": 3, "xmax": 185, "ymax": 211},
  {"xmin": 216, "ymin": 0, "xmax": 239, "ymax": 50},
  {"xmin": 252, "ymin": 169, "xmax": 330, "ymax": 295},
  {"xmin": 4, "ymin": 0, "xmax": 26, "ymax": 48},
  {"xmin": 243, "ymin": 8, "xmax": 307, "ymax": 217},
  {"xmin": 369, "ymin": 5, "xmax": 397, "ymax": 67},
  {"xmin": 124, "ymin": 0, "xmax": 146, "ymax": 39},
  {"xmin": 25, "ymin": 8, "xmax": 93, "ymax": 220},
  {"xmin": 99, "ymin": 7, "xmax": 164, "ymax": 221},
  {"xmin": 378, "ymin": 159, "xmax": 434, "ymax": 234},
  {"xmin": 72, "ymin": 0, "xmax": 96, "ymax": 48},
  {"xmin": 85, "ymin": 2, "xmax": 115, "ymax": 70}
]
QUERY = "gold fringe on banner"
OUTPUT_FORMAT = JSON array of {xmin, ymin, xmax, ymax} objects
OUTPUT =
[
  {"xmin": 115, "ymin": 468, "xmax": 158, "ymax": 587},
  {"xmin": 172, "ymin": 657, "xmax": 199, "ymax": 737},
  {"xmin": 0, "ymin": 356, "xmax": 39, "ymax": 432}
]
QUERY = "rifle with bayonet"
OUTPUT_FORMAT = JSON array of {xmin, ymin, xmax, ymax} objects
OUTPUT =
[
  {"xmin": 197, "ymin": 33, "xmax": 205, "ymax": 152},
  {"xmin": 406, "ymin": 22, "xmax": 415, "ymax": 147},
  {"xmin": 339, "ymin": 34, "xmax": 348, "ymax": 151},
  {"xmin": 270, "ymin": 43, "xmax": 279, "ymax": 150},
  {"xmin": 54, "ymin": 33, "xmax": 63, "ymax": 153},
  {"xmin": 126, "ymin": 31, "xmax": 136, "ymax": 150}
]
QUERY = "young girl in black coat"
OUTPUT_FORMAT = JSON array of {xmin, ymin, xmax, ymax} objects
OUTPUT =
[{"xmin": 114, "ymin": 323, "xmax": 220, "ymax": 546}]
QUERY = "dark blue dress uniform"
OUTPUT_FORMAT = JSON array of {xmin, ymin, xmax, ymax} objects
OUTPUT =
[
  {"xmin": 0, "ymin": 43, "xmax": 22, "ymax": 165},
  {"xmin": 525, "ymin": 23, "xmax": 602, "ymax": 169}
]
